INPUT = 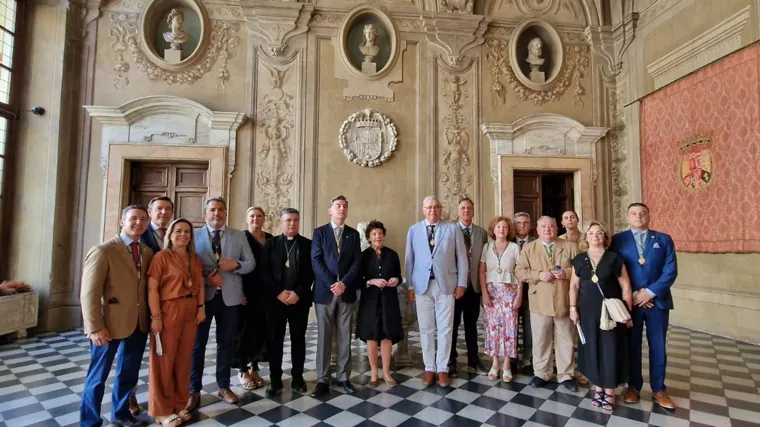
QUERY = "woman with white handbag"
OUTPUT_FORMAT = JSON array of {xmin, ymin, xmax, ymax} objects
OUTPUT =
[{"xmin": 569, "ymin": 221, "xmax": 633, "ymax": 411}]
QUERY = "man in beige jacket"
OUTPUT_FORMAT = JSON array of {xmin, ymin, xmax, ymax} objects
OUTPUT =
[
  {"xmin": 516, "ymin": 215, "xmax": 579, "ymax": 391},
  {"xmin": 80, "ymin": 205, "xmax": 154, "ymax": 427}
]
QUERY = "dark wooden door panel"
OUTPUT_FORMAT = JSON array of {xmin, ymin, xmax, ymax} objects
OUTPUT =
[{"xmin": 129, "ymin": 162, "xmax": 209, "ymax": 227}]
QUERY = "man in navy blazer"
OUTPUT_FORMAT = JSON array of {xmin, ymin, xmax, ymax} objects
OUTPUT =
[
  {"xmin": 611, "ymin": 203, "xmax": 677, "ymax": 410},
  {"xmin": 141, "ymin": 196, "xmax": 174, "ymax": 253},
  {"xmin": 188, "ymin": 197, "xmax": 255, "ymax": 409},
  {"xmin": 311, "ymin": 195, "xmax": 362, "ymax": 396},
  {"xmin": 405, "ymin": 195, "xmax": 469, "ymax": 387}
]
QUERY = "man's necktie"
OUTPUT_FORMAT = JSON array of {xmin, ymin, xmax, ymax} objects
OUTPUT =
[
  {"xmin": 333, "ymin": 226, "xmax": 342, "ymax": 254},
  {"xmin": 157, "ymin": 227, "xmax": 166, "ymax": 242},
  {"xmin": 427, "ymin": 225, "xmax": 435, "ymax": 252},
  {"xmin": 463, "ymin": 227, "xmax": 472, "ymax": 252},
  {"xmin": 129, "ymin": 242, "xmax": 141, "ymax": 274},
  {"xmin": 518, "ymin": 239, "xmax": 525, "ymax": 250},
  {"xmin": 635, "ymin": 232, "xmax": 645, "ymax": 256},
  {"xmin": 212, "ymin": 230, "xmax": 222, "ymax": 262},
  {"xmin": 545, "ymin": 243, "xmax": 554, "ymax": 260}
]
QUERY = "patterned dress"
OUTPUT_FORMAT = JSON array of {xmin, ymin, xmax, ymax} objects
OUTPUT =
[{"xmin": 481, "ymin": 241, "xmax": 521, "ymax": 358}]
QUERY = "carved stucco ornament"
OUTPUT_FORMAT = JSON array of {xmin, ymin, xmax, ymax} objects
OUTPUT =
[
  {"xmin": 339, "ymin": 108, "xmax": 398, "ymax": 167},
  {"xmin": 423, "ymin": 14, "xmax": 489, "ymax": 67},
  {"xmin": 485, "ymin": 23, "xmax": 590, "ymax": 107},
  {"xmin": 106, "ymin": 8, "xmax": 240, "ymax": 92},
  {"xmin": 242, "ymin": 1, "xmax": 314, "ymax": 57}
]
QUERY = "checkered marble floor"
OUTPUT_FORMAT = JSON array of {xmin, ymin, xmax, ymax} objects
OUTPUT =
[{"xmin": 1, "ymin": 324, "xmax": 759, "ymax": 427}]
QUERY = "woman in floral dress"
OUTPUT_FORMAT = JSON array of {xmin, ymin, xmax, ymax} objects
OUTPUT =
[{"xmin": 480, "ymin": 216, "xmax": 522, "ymax": 382}]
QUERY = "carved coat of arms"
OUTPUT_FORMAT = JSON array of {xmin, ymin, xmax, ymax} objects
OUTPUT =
[
  {"xmin": 339, "ymin": 108, "xmax": 398, "ymax": 167},
  {"xmin": 678, "ymin": 134, "xmax": 713, "ymax": 191}
]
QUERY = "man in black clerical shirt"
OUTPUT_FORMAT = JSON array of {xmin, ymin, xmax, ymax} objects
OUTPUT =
[{"xmin": 260, "ymin": 208, "xmax": 314, "ymax": 396}]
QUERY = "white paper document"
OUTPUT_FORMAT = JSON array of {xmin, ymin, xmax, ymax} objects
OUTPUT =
[
  {"xmin": 576, "ymin": 323, "xmax": 586, "ymax": 345},
  {"xmin": 155, "ymin": 332, "xmax": 163, "ymax": 356}
]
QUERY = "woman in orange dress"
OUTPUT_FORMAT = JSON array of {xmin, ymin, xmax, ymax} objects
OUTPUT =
[{"xmin": 147, "ymin": 218, "xmax": 206, "ymax": 426}]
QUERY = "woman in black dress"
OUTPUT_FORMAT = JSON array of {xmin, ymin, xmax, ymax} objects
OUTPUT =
[
  {"xmin": 237, "ymin": 207, "xmax": 274, "ymax": 390},
  {"xmin": 355, "ymin": 220, "xmax": 403, "ymax": 388},
  {"xmin": 569, "ymin": 221, "xmax": 633, "ymax": 411}
]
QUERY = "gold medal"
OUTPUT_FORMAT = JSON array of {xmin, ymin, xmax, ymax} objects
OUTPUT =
[
  {"xmin": 638, "ymin": 256, "xmax": 646, "ymax": 265},
  {"xmin": 429, "ymin": 239, "xmax": 435, "ymax": 246},
  {"xmin": 591, "ymin": 274, "xmax": 598, "ymax": 283},
  {"xmin": 496, "ymin": 267, "xmax": 503, "ymax": 274}
]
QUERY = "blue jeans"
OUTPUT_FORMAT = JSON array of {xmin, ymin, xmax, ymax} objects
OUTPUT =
[
  {"xmin": 190, "ymin": 292, "xmax": 240, "ymax": 392},
  {"xmin": 80, "ymin": 327, "xmax": 147, "ymax": 427}
]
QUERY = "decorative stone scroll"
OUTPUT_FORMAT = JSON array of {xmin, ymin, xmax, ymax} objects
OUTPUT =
[
  {"xmin": 242, "ymin": 1, "xmax": 314, "ymax": 57},
  {"xmin": 339, "ymin": 108, "xmax": 398, "ymax": 167},
  {"xmin": 423, "ymin": 13, "xmax": 488, "ymax": 67}
]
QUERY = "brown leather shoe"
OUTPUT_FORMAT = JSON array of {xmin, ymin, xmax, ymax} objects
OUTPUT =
[
  {"xmin": 218, "ymin": 387, "xmax": 240, "ymax": 404},
  {"xmin": 437, "ymin": 372, "xmax": 450, "ymax": 387},
  {"xmin": 128, "ymin": 391, "xmax": 140, "ymax": 416},
  {"xmin": 577, "ymin": 374, "xmax": 589, "ymax": 385},
  {"xmin": 185, "ymin": 392, "xmax": 201, "ymax": 412},
  {"xmin": 422, "ymin": 371, "xmax": 435, "ymax": 386},
  {"xmin": 623, "ymin": 387, "xmax": 640, "ymax": 404},
  {"xmin": 653, "ymin": 391, "xmax": 676, "ymax": 410}
]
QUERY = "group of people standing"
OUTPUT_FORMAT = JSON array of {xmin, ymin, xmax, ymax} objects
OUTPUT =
[{"xmin": 78, "ymin": 194, "xmax": 677, "ymax": 427}]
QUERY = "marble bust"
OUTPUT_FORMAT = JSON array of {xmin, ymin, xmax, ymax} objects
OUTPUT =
[
  {"xmin": 163, "ymin": 9, "xmax": 190, "ymax": 51},
  {"xmin": 359, "ymin": 24, "xmax": 380, "ymax": 63},
  {"xmin": 525, "ymin": 37, "xmax": 546, "ymax": 83}
]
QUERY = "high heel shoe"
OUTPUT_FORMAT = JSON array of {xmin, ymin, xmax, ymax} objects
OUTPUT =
[
  {"xmin": 488, "ymin": 367, "xmax": 500, "ymax": 381},
  {"xmin": 502, "ymin": 369, "xmax": 513, "ymax": 383}
]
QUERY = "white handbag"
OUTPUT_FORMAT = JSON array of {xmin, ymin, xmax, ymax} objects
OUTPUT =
[{"xmin": 596, "ymin": 281, "xmax": 631, "ymax": 331}]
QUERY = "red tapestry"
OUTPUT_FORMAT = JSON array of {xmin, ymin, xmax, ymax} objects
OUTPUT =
[{"xmin": 640, "ymin": 44, "xmax": 760, "ymax": 253}]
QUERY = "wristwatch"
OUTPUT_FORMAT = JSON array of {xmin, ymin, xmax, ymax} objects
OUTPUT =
[
  {"xmin": 569, "ymin": 306, "xmax": 577, "ymax": 312},
  {"xmin": 197, "ymin": 304, "xmax": 205, "ymax": 308}
]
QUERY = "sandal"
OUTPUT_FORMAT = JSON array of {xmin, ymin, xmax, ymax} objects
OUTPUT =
[
  {"xmin": 238, "ymin": 371, "xmax": 257, "ymax": 390},
  {"xmin": 156, "ymin": 414, "xmax": 183, "ymax": 427},
  {"xmin": 488, "ymin": 367, "xmax": 500, "ymax": 381},
  {"xmin": 502, "ymin": 369, "xmax": 513, "ymax": 383},
  {"xmin": 591, "ymin": 389, "xmax": 604, "ymax": 407},
  {"xmin": 178, "ymin": 409, "xmax": 192, "ymax": 423},
  {"xmin": 249, "ymin": 369, "xmax": 266, "ymax": 388},
  {"xmin": 601, "ymin": 393, "xmax": 615, "ymax": 412}
]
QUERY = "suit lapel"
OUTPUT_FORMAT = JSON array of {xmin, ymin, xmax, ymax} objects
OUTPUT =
[
  {"xmin": 643, "ymin": 231, "xmax": 656, "ymax": 258},
  {"xmin": 552, "ymin": 242, "xmax": 563, "ymax": 266},
  {"xmin": 111, "ymin": 236, "xmax": 139, "ymax": 278},
  {"xmin": 431, "ymin": 223, "xmax": 447, "ymax": 256},
  {"xmin": 221, "ymin": 227, "xmax": 233, "ymax": 257}
]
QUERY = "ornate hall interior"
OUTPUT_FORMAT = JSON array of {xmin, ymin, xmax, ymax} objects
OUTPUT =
[{"xmin": 1, "ymin": 0, "xmax": 760, "ymax": 426}]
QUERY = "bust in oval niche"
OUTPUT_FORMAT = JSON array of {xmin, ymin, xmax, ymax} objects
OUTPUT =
[
  {"xmin": 345, "ymin": 14, "xmax": 391, "ymax": 75},
  {"xmin": 156, "ymin": 7, "xmax": 201, "ymax": 63},
  {"xmin": 510, "ymin": 20, "xmax": 563, "ymax": 89}
]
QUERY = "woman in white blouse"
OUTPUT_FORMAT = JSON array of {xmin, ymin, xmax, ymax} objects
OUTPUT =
[{"xmin": 480, "ymin": 216, "xmax": 522, "ymax": 382}]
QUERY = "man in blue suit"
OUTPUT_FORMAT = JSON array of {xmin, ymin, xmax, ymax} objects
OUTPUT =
[
  {"xmin": 311, "ymin": 195, "xmax": 362, "ymax": 396},
  {"xmin": 141, "ymin": 196, "xmax": 174, "ymax": 253},
  {"xmin": 187, "ymin": 197, "xmax": 255, "ymax": 409},
  {"xmin": 405, "ymin": 195, "xmax": 469, "ymax": 387},
  {"xmin": 611, "ymin": 203, "xmax": 677, "ymax": 410}
]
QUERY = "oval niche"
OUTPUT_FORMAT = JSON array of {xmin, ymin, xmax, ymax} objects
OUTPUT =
[
  {"xmin": 338, "ymin": 6, "xmax": 400, "ymax": 80},
  {"xmin": 140, "ymin": 0, "xmax": 210, "ymax": 72},
  {"xmin": 509, "ymin": 19, "xmax": 564, "ymax": 91}
]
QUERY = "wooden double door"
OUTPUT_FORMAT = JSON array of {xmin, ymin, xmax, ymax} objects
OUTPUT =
[
  {"xmin": 129, "ymin": 162, "xmax": 209, "ymax": 227},
  {"xmin": 513, "ymin": 171, "xmax": 574, "ymax": 236}
]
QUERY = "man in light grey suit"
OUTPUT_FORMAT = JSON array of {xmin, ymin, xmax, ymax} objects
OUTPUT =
[
  {"xmin": 449, "ymin": 197, "xmax": 489, "ymax": 377},
  {"xmin": 513, "ymin": 212, "xmax": 536, "ymax": 373},
  {"xmin": 188, "ymin": 197, "xmax": 255, "ymax": 409},
  {"xmin": 405, "ymin": 195, "xmax": 469, "ymax": 387}
]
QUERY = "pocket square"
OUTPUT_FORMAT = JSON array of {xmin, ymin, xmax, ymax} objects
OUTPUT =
[{"xmin": 653, "ymin": 242, "xmax": 661, "ymax": 248}]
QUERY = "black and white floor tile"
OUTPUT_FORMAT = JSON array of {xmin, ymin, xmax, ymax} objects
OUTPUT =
[{"xmin": 0, "ymin": 324, "xmax": 759, "ymax": 426}]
